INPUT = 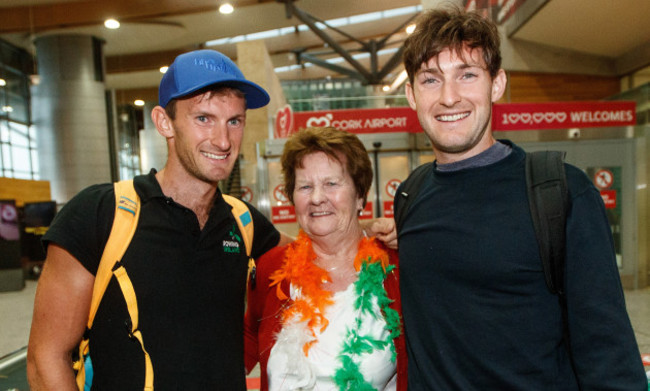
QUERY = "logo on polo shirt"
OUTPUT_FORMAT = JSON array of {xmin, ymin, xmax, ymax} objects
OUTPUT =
[{"xmin": 223, "ymin": 224, "xmax": 242, "ymax": 254}]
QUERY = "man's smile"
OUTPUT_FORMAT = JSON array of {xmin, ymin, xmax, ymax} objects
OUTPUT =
[
  {"xmin": 201, "ymin": 151, "xmax": 228, "ymax": 160},
  {"xmin": 436, "ymin": 112, "xmax": 470, "ymax": 122}
]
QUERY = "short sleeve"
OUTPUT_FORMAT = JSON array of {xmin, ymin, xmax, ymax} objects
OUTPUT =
[{"xmin": 42, "ymin": 183, "xmax": 115, "ymax": 275}]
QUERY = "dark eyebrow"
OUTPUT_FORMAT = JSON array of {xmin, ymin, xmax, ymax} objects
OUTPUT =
[
  {"xmin": 229, "ymin": 113, "xmax": 246, "ymax": 122},
  {"xmin": 458, "ymin": 63, "xmax": 478, "ymax": 70},
  {"xmin": 417, "ymin": 61, "xmax": 484, "ymax": 78}
]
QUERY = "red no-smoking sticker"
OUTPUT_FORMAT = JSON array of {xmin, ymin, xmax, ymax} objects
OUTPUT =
[
  {"xmin": 273, "ymin": 184, "xmax": 289, "ymax": 203},
  {"xmin": 594, "ymin": 169, "xmax": 613, "ymax": 190},
  {"xmin": 385, "ymin": 179, "xmax": 401, "ymax": 198}
]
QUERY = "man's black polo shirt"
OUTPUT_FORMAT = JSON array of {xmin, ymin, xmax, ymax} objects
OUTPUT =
[{"xmin": 44, "ymin": 170, "xmax": 280, "ymax": 390}]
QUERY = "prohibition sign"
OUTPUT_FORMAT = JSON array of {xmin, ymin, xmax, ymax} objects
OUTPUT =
[
  {"xmin": 241, "ymin": 186, "xmax": 253, "ymax": 203},
  {"xmin": 594, "ymin": 169, "xmax": 613, "ymax": 190},
  {"xmin": 385, "ymin": 179, "xmax": 401, "ymax": 198},
  {"xmin": 273, "ymin": 184, "xmax": 289, "ymax": 203}
]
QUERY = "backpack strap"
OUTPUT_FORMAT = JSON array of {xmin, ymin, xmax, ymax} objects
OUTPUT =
[
  {"xmin": 525, "ymin": 151, "xmax": 569, "ymax": 295},
  {"xmin": 394, "ymin": 162, "xmax": 433, "ymax": 235},
  {"xmin": 74, "ymin": 180, "xmax": 148, "ymax": 390},
  {"xmin": 525, "ymin": 151, "xmax": 576, "ymax": 373},
  {"xmin": 222, "ymin": 194, "xmax": 256, "ymax": 288},
  {"xmin": 112, "ymin": 261, "xmax": 154, "ymax": 390}
]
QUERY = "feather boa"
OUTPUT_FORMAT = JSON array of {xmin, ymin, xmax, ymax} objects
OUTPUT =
[{"xmin": 269, "ymin": 230, "xmax": 400, "ymax": 390}]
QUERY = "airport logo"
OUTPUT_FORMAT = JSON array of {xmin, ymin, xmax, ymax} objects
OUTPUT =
[{"xmin": 293, "ymin": 107, "xmax": 421, "ymax": 135}]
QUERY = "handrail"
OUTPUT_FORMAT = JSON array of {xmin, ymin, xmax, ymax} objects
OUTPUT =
[{"xmin": 0, "ymin": 346, "xmax": 27, "ymax": 372}]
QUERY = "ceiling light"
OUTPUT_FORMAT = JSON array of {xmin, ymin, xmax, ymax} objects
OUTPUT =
[
  {"xmin": 104, "ymin": 19, "xmax": 120, "ymax": 29},
  {"xmin": 219, "ymin": 3, "xmax": 234, "ymax": 14},
  {"xmin": 406, "ymin": 23, "xmax": 416, "ymax": 35},
  {"xmin": 160, "ymin": 66, "xmax": 169, "ymax": 74},
  {"xmin": 134, "ymin": 99, "xmax": 145, "ymax": 107},
  {"xmin": 0, "ymin": 78, "xmax": 6, "ymax": 87},
  {"xmin": 382, "ymin": 85, "xmax": 390, "ymax": 92}
]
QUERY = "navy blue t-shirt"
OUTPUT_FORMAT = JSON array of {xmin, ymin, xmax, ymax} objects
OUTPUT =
[{"xmin": 397, "ymin": 141, "xmax": 645, "ymax": 390}]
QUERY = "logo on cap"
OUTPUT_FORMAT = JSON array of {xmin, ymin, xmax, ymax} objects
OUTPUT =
[{"xmin": 195, "ymin": 58, "xmax": 228, "ymax": 74}]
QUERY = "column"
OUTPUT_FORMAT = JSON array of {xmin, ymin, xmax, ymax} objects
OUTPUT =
[{"xmin": 32, "ymin": 34, "xmax": 112, "ymax": 203}]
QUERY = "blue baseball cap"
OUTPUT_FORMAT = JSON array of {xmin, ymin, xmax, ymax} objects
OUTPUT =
[{"xmin": 158, "ymin": 49, "xmax": 270, "ymax": 109}]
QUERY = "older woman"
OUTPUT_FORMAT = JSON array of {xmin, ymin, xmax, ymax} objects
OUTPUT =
[{"xmin": 244, "ymin": 127, "xmax": 406, "ymax": 390}]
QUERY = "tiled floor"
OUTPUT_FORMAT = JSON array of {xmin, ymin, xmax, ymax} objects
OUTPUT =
[
  {"xmin": 1, "ymin": 280, "xmax": 649, "ymax": 388},
  {"xmin": 0, "ymin": 279, "xmax": 36, "ymax": 358}
]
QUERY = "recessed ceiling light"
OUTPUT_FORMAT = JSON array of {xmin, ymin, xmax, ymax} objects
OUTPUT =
[
  {"xmin": 134, "ymin": 99, "xmax": 145, "ymax": 106},
  {"xmin": 160, "ymin": 66, "xmax": 169, "ymax": 74},
  {"xmin": 219, "ymin": 3, "xmax": 234, "ymax": 14},
  {"xmin": 104, "ymin": 18, "xmax": 120, "ymax": 29},
  {"xmin": 0, "ymin": 78, "xmax": 6, "ymax": 86}
]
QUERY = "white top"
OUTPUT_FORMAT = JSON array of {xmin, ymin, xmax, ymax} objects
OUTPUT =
[{"xmin": 267, "ymin": 282, "xmax": 397, "ymax": 391}]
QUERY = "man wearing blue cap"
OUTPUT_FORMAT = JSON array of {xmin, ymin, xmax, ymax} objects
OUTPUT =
[{"xmin": 27, "ymin": 50, "xmax": 392, "ymax": 390}]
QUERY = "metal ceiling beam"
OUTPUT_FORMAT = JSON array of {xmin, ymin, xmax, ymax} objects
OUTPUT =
[
  {"xmin": 377, "ymin": 45, "xmax": 406, "ymax": 81},
  {"xmin": 297, "ymin": 52, "xmax": 368, "ymax": 83},
  {"xmin": 282, "ymin": 0, "xmax": 372, "ymax": 81},
  {"xmin": 279, "ymin": 0, "xmax": 419, "ymax": 85}
]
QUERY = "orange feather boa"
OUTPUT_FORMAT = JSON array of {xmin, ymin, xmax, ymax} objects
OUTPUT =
[{"xmin": 269, "ymin": 230, "xmax": 389, "ymax": 355}]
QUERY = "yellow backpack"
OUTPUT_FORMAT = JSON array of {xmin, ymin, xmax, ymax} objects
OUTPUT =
[{"xmin": 73, "ymin": 179, "xmax": 255, "ymax": 390}]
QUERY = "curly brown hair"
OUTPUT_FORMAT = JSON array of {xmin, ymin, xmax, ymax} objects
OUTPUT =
[
  {"xmin": 281, "ymin": 127, "xmax": 373, "ymax": 206},
  {"xmin": 403, "ymin": 7, "xmax": 502, "ymax": 84}
]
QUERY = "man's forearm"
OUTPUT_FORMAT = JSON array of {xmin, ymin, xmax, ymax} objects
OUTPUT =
[{"xmin": 27, "ymin": 352, "xmax": 78, "ymax": 391}]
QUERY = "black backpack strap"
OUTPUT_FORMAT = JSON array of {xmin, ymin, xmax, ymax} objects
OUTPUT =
[
  {"xmin": 394, "ymin": 162, "xmax": 433, "ymax": 234},
  {"xmin": 526, "ymin": 151, "xmax": 577, "ymax": 374},
  {"xmin": 525, "ymin": 151, "xmax": 569, "ymax": 295}
]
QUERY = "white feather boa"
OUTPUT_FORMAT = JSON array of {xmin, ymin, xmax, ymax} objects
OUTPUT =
[{"xmin": 272, "ymin": 313, "xmax": 317, "ymax": 389}]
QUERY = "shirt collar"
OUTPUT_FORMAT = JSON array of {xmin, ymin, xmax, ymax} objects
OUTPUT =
[
  {"xmin": 435, "ymin": 140, "xmax": 513, "ymax": 172},
  {"xmin": 134, "ymin": 169, "xmax": 225, "ymax": 209}
]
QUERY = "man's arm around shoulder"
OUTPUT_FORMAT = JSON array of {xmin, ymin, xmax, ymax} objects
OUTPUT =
[{"xmin": 27, "ymin": 244, "xmax": 94, "ymax": 390}]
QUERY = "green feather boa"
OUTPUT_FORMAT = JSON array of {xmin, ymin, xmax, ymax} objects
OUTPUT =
[{"xmin": 333, "ymin": 258, "xmax": 400, "ymax": 390}]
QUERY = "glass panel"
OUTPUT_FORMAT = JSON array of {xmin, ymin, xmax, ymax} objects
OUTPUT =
[
  {"xmin": 29, "ymin": 125, "xmax": 37, "ymax": 148},
  {"xmin": 2, "ymin": 143, "xmax": 12, "ymax": 170},
  {"xmin": 283, "ymin": 78, "xmax": 406, "ymax": 112},
  {"xmin": 266, "ymin": 159, "xmax": 299, "ymax": 237},
  {"xmin": 7, "ymin": 92, "xmax": 29, "ymax": 123},
  {"xmin": 378, "ymin": 154, "xmax": 409, "ymax": 218},
  {"xmin": 8, "ymin": 123, "xmax": 28, "ymax": 147},
  {"xmin": 11, "ymin": 145, "xmax": 31, "ymax": 172},
  {"xmin": 0, "ymin": 122, "xmax": 8, "ymax": 142},
  {"xmin": 31, "ymin": 148, "xmax": 39, "ymax": 178},
  {"xmin": 0, "ymin": 41, "xmax": 35, "ymax": 178},
  {"xmin": 13, "ymin": 170, "xmax": 31, "ymax": 179}
]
